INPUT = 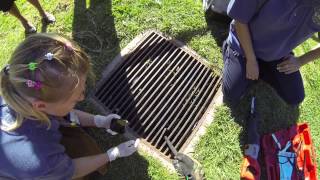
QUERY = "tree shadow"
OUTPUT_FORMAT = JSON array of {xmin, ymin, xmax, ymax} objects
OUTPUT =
[
  {"xmin": 72, "ymin": 1, "xmax": 150, "ymax": 179},
  {"xmin": 226, "ymin": 81, "xmax": 300, "ymax": 179},
  {"xmin": 173, "ymin": 11, "xmax": 230, "ymax": 48},
  {"xmin": 204, "ymin": 11, "xmax": 230, "ymax": 47},
  {"xmin": 174, "ymin": 26, "xmax": 208, "ymax": 45},
  {"xmin": 72, "ymin": 0, "xmax": 121, "ymax": 80}
]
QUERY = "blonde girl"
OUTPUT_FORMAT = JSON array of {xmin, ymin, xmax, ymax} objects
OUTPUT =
[{"xmin": 0, "ymin": 33, "xmax": 139, "ymax": 179}]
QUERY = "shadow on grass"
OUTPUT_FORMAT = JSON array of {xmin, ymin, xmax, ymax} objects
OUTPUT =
[
  {"xmin": 226, "ymin": 81, "xmax": 300, "ymax": 179},
  {"xmin": 72, "ymin": 1, "xmax": 150, "ymax": 179},
  {"xmin": 204, "ymin": 11, "xmax": 230, "ymax": 47},
  {"xmin": 173, "ymin": 11, "xmax": 229, "ymax": 48},
  {"xmin": 72, "ymin": 0, "xmax": 120, "ymax": 79},
  {"xmin": 174, "ymin": 26, "xmax": 208, "ymax": 45}
]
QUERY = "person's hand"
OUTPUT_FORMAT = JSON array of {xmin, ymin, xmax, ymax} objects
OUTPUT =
[
  {"xmin": 246, "ymin": 58, "xmax": 259, "ymax": 80},
  {"xmin": 277, "ymin": 55, "xmax": 301, "ymax": 74},
  {"xmin": 94, "ymin": 114, "xmax": 123, "ymax": 135},
  {"xmin": 106, "ymin": 139, "xmax": 140, "ymax": 162}
]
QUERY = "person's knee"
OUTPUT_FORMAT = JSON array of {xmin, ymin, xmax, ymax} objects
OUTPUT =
[
  {"xmin": 289, "ymin": 93, "xmax": 304, "ymax": 105},
  {"xmin": 282, "ymin": 88, "xmax": 305, "ymax": 105},
  {"xmin": 222, "ymin": 83, "xmax": 244, "ymax": 106},
  {"xmin": 222, "ymin": 72, "xmax": 248, "ymax": 106}
]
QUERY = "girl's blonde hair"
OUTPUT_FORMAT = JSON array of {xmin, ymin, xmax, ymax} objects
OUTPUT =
[{"xmin": 0, "ymin": 33, "xmax": 92, "ymax": 131}]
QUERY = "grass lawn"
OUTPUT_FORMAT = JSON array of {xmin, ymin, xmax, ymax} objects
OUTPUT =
[{"xmin": 1, "ymin": 0, "xmax": 319, "ymax": 179}]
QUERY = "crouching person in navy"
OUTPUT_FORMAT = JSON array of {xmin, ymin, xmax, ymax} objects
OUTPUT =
[{"xmin": 222, "ymin": 0, "xmax": 320, "ymax": 106}]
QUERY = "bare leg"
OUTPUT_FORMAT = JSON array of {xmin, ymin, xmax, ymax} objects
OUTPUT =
[
  {"xmin": 8, "ymin": 3, "xmax": 36, "ymax": 32},
  {"xmin": 26, "ymin": 0, "xmax": 46, "ymax": 17},
  {"xmin": 26, "ymin": 0, "xmax": 55, "ymax": 23}
]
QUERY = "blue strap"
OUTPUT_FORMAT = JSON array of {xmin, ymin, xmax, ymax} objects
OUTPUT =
[{"xmin": 272, "ymin": 134, "xmax": 296, "ymax": 180}]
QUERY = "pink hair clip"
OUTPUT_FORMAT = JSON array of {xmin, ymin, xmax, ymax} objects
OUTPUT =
[
  {"xmin": 64, "ymin": 42, "xmax": 73, "ymax": 51},
  {"xmin": 26, "ymin": 80, "xmax": 42, "ymax": 90}
]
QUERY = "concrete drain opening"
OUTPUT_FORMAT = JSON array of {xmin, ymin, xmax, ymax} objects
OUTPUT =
[{"xmin": 91, "ymin": 30, "xmax": 222, "ymax": 168}]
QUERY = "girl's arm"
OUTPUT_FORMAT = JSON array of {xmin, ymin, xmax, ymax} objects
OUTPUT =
[
  {"xmin": 71, "ymin": 139, "xmax": 139, "ymax": 179},
  {"xmin": 72, "ymin": 153, "xmax": 108, "ymax": 179},
  {"xmin": 72, "ymin": 109, "xmax": 125, "ymax": 135},
  {"xmin": 234, "ymin": 20, "xmax": 259, "ymax": 80},
  {"xmin": 72, "ymin": 109, "xmax": 120, "ymax": 129},
  {"xmin": 73, "ymin": 109, "xmax": 96, "ymax": 127}
]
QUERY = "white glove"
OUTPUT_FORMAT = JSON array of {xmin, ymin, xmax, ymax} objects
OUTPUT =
[
  {"xmin": 106, "ymin": 139, "xmax": 140, "ymax": 162},
  {"xmin": 69, "ymin": 111, "xmax": 80, "ymax": 126},
  {"xmin": 94, "ymin": 114, "xmax": 121, "ymax": 135}
]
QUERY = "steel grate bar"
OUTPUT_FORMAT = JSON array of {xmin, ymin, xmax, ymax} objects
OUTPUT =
[
  {"xmin": 106, "ymin": 39, "xmax": 169, "ymax": 108},
  {"xmin": 117, "ymin": 45, "xmax": 180, "ymax": 114},
  {"xmin": 147, "ymin": 67, "xmax": 210, "ymax": 144},
  {"xmin": 108, "ymin": 42, "xmax": 174, "ymax": 111},
  {"xmin": 163, "ymin": 77, "xmax": 221, "ymax": 154},
  {"xmin": 120, "ymin": 48, "xmax": 183, "ymax": 119},
  {"xmin": 95, "ymin": 32, "xmax": 158, "ymax": 99},
  {"xmin": 142, "ymin": 62, "xmax": 206, "ymax": 139},
  {"xmin": 137, "ymin": 60, "xmax": 200, "ymax": 134},
  {"xmin": 102, "ymin": 43, "xmax": 177, "ymax": 114},
  {"xmin": 94, "ymin": 31, "xmax": 222, "ymax": 158},
  {"xmin": 105, "ymin": 39, "xmax": 167, "ymax": 106},
  {"xmin": 135, "ymin": 57, "xmax": 198, "ymax": 133},
  {"xmin": 159, "ymin": 72, "xmax": 216, "ymax": 152},
  {"xmin": 98, "ymin": 35, "xmax": 164, "ymax": 103},
  {"xmin": 173, "ymin": 77, "xmax": 222, "ymax": 151},
  {"xmin": 126, "ymin": 51, "xmax": 189, "ymax": 129},
  {"xmin": 154, "ymin": 68, "xmax": 213, "ymax": 149},
  {"xmin": 130, "ymin": 53, "xmax": 193, "ymax": 129},
  {"xmin": 96, "ymin": 34, "xmax": 160, "ymax": 102},
  {"xmin": 96, "ymin": 34, "xmax": 159, "ymax": 101}
]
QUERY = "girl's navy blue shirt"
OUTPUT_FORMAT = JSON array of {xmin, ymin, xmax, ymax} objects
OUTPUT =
[{"xmin": 0, "ymin": 97, "xmax": 74, "ymax": 180}]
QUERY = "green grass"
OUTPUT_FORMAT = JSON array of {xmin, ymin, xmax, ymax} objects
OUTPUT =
[{"xmin": 1, "ymin": 0, "xmax": 319, "ymax": 180}]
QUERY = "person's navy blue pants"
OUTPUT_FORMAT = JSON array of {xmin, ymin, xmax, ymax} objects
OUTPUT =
[{"xmin": 222, "ymin": 41, "xmax": 305, "ymax": 106}]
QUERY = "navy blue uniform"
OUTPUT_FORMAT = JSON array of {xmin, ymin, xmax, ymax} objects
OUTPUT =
[{"xmin": 223, "ymin": 0, "xmax": 320, "ymax": 105}]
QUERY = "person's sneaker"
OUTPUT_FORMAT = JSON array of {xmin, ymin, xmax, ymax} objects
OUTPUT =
[{"xmin": 42, "ymin": 12, "xmax": 56, "ymax": 24}]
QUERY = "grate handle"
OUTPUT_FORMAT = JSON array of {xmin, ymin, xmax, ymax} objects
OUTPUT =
[{"xmin": 164, "ymin": 135, "xmax": 178, "ymax": 156}]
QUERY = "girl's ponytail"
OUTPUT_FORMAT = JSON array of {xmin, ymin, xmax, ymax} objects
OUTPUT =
[{"xmin": 0, "ymin": 33, "xmax": 91, "ymax": 131}]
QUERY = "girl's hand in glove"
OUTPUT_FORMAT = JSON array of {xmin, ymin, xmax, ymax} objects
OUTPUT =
[
  {"xmin": 277, "ymin": 55, "xmax": 301, "ymax": 74},
  {"xmin": 107, "ymin": 139, "xmax": 140, "ymax": 162},
  {"xmin": 94, "ymin": 114, "xmax": 128, "ymax": 135}
]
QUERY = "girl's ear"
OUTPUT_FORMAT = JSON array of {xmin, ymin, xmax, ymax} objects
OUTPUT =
[{"xmin": 31, "ymin": 100, "xmax": 47, "ymax": 111}]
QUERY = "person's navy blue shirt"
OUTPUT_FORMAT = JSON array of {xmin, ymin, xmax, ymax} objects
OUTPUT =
[
  {"xmin": 227, "ymin": 0, "xmax": 320, "ymax": 61},
  {"xmin": 0, "ymin": 97, "xmax": 74, "ymax": 180}
]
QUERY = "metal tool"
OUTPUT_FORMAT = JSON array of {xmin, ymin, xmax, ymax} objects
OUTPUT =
[
  {"xmin": 240, "ymin": 97, "xmax": 261, "ymax": 180},
  {"xmin": 164, "ymin": 135, "xmax": 205, "ymax": 180}
]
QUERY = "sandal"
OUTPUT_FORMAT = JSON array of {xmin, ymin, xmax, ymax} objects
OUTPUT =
[
  {"xmin": 25, "ymin": 24, "xmax": 37, "ymax": 34},
  {"xmin": 42, "ymin": 12, "xmax": 56, "ymax": 24}
]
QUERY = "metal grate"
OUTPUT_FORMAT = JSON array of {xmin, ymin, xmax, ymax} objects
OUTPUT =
[{"xmin": 94, "ymin": 31, "xmax": 221, "ymax": 157}]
